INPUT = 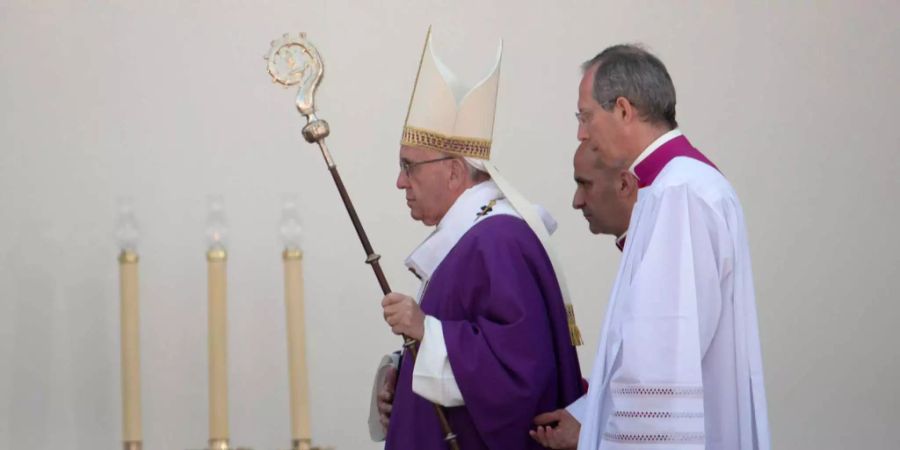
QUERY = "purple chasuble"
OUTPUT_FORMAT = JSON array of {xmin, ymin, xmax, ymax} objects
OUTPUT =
[{"xmin": 385, "ymin": 215, "xmax": 583, "ymax": 450}]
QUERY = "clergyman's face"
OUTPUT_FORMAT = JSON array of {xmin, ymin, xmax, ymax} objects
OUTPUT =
[
  {"xmin": 577, "ymin": 64, "xmax": 629, "ymax": 168},
  {"xmin": 395, "ymin": 145, "xmax": 455, "ymax": 226},
  {"xmin": 572, "ymin": 142, "xmax": 629, "ymax": 236}
]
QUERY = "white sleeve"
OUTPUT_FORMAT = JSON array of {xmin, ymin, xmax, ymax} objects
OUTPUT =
[
  {"xmin": 565, "ymin": 394, "xmax": 587, "ymax": 423},
  {"xmin": 367, "ymin": 352, "xmax": 400, "ymax": 441},
  {"xmin": 411, "ymin": 315, "xmax": 465, "ymax": 407},
  {"xmin": 601, "ymin": 186, "xmax": 723, "ymax": 449}
]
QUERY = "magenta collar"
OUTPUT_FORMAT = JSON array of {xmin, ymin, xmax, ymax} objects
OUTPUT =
[{"xmin": 633, "ymin": 135, "xmax": 718, "ymax": 188}]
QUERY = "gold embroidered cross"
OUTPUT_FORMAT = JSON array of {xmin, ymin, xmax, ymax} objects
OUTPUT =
[{"xmin": 475, "ymin": 199, "xmax": 497, "ymax": 220}]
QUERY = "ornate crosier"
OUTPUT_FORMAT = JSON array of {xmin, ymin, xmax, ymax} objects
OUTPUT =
[{"xmin": 265, "ymin": 33, "xmax": 460, "ymax": 450}]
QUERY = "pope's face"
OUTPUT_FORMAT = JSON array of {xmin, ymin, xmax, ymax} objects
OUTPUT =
[
  {"xmin": 396, "ymin": 145, "xmax": 456, "ymax": 226},
  {"xmin": 577, "ymin": 65, "xmax": 630, "ymax": 168}
]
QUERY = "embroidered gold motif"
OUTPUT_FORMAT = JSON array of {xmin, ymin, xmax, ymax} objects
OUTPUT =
[
  {"xmin": 475, "ymin": 199, "xmax": 497, "ymax": 220},
  {"xmin": 402, "ymin": 126, "xmax": 491, "ymax": 159}
]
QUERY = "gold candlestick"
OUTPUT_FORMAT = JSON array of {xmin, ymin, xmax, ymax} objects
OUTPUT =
[
  {"xmin": 288, "ymin": 439, "xmax": 334, "ymax": 450},
  {"xmin": 192, "ymin": 197, "xmax": 253, "ymax": 450},
  {"xmin": 120, "ymin": 250, "xmax": 142, "ymax": 445},
  {"xmin": 283, "ymin": 248, "xmax": 311, "ymax": 441},
  {"xmin": 205, "ymin": 196, "xmax": 230, "ymax": 443},
  {"xmin": 192, "ymin": 438, "xmax": 251, "ymax": 450},
  {"xmin": 279, "ymin": 196, "xmax": 332, "ymax": 450},
  {"xmin": 116, "ymin": 199, "xmax": 143, "ymax": 450},
  {"xmin": 207, "ymin": 247, "xmax": 229, "ymax": 441},
  {"xmin": 280, "ymin": 196, "xmax": 312, "ymax": 444}
]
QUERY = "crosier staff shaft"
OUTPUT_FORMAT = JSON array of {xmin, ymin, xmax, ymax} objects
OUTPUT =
[
  {"xmin": 302, "ymin": 116, "xmax": 460, "ymax": 450},
  {"xmin": 266, "ymin": 33, "xmax": 460, "ymax": 448}
]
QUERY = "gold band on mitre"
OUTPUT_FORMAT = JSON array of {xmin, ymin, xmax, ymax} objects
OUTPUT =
[{"xmin": 401, "ymin": 126, "xmax": 491, "ymax": 159}]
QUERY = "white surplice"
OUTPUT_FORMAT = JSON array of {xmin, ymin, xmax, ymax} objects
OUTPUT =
[{"xmin": 577, "ymin": 139, "xmax": 770, "ymax": 449}]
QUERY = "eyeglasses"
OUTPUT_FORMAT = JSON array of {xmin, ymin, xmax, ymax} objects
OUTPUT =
[
  {"xmin": 575, "ymin": 100, "xmax": 616, "ymax": 125},
  {"xmin": 575, "ymin": 110, "xmax": 595, "ymax": 125},
  {"xmin": 399, "ymin": 156, "xmax": 455, "ymax": 177}
]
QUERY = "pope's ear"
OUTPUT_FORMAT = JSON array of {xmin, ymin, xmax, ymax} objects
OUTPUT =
[{"xmin": 448, "ymin": 158, "xmax": 468, "ymax": 183}]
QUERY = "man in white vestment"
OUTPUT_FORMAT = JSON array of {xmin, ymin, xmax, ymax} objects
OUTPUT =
[
  {"xmin": 538, "ymin": 44, "xmax": 771, "ymax": 450},
  {"xmin": 569, "ymin": 141, "xmax": 638, "ymax": 250},
  {"xmin": 529, "ymin": 141, "xmax": 638, "ymax": 449}
]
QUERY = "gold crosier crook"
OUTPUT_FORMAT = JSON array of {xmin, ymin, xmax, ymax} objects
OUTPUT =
[{"xmin": 264, "ymin": 33, "xmax": 461, "ymax": 450}]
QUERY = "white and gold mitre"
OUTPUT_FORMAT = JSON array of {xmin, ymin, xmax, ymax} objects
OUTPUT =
[{"xmin": 401, "ymin": 28, "xmax": 502, "ymax": 160}]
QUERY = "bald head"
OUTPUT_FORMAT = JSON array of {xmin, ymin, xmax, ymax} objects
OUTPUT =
[{"xmin": 572, "ymin": 142, "xmax": 638, "ymax": 237}]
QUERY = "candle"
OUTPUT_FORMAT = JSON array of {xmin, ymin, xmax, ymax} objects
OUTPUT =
[
  {"xmin": 206, "ymin": 196, "xmax": 229, "ymax": 443},
  {"xmin": 280, "ymin": 196, "xmax": 311, "ymax": 443},
  {"xmin": 115, "ymin": 199, "xmax": 142, "ymax": 448}
]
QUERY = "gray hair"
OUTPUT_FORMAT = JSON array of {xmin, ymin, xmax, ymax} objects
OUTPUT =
[
  {"xmin": 462, "ymin": 158, "xmax": 491, "ymax": 182},
  {"xmin": 434, "ymin": 152, "xmax": 490, "ymax": 182},
  {"xmin": 582, "ymin": 44, "xmax": 678, "ymax": 129}
]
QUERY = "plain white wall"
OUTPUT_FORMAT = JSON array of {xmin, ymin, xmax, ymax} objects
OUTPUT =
[{"xmin": 1, "ymin": 1, "xmax": 898, "ymax": 449}]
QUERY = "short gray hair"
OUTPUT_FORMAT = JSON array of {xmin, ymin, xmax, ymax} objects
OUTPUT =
[
  {"xmin": 436, "ymin": 153, "xmax": 490, "ymax": 182},
  {"xmin": 462, "ymin": 158, "xmax": 490, "ymax": 182},
  {"xmin": 582, "ymin": 44, "xmax": 678, "ymax": 129}
]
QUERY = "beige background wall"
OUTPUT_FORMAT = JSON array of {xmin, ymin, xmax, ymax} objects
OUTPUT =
[{"xmin": 1, "ymin": 1, "xmax": 898, "ymax": 449}]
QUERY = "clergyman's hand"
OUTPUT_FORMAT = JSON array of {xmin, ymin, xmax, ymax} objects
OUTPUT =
[
  {"xmin": 377, "ymin": 364, "xmax": 398, "ymax": 432},
  {"xmin": 529, "ymin": 408, "xmax": 580, "ymax": 449},
  {"xmin": 382, "ymin": 292, "xmax": 425, "ymax": 340}
]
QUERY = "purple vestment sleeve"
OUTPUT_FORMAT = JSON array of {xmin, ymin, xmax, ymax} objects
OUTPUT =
[{"xmin": 386, "ymin": 215, "xmax": 582, "ymax": 450}]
